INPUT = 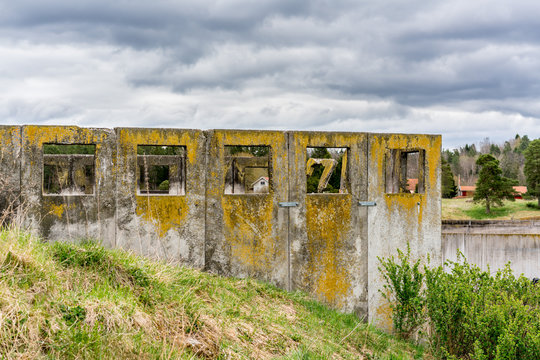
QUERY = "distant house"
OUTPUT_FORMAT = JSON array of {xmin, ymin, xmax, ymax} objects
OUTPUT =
[
  {"xmin": 457, "ymin": 185, "xmax": 527, "ymax": 199},
  {"xmin": 406, "ymin": 178, "xmax": 418, "ymax": 193},
  {"xmin": 458, "ymin": 185, "xmax": 476, "ymax": 197},
  {"xmin": 513, "ymin": 186, "xmax": 527, "ymax": 199},
  {"xmin": 251, "ymin": 177, "xmax": 269, "ymax": 193}
]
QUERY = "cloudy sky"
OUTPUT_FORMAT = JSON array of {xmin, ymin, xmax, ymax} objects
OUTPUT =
[{"xmin": 1, "ymin": 0, "xmax": 539, "ymax": 148}]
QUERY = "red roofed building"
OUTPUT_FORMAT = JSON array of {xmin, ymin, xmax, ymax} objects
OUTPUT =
[
  {"xmin": 407, "ymin": 178, "xmax": 419, "ymax": 193},
  {"xmin": 458, "ymin": 185, "xmax": 476, "ymax": 197},
  {"xmin": 457, "ymin": 185, "xmax": 527, "ymax": 199},
  {"xmin": 513, "ymin": 186, "xmax": 527, "ymax": 199}
]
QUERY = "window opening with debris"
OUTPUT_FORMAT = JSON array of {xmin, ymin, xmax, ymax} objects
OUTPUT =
[
  {"xmin": 137, "ymin": 145, "xmax": 185, "ymax": 195},
  {"xmin": 306, "ymin": 147, "xmax": 348, "ymax": 194},
  {"xmin": 43, "ymin": 144, "xmax": 96, "ymax": 195},
  {"xmin": 385, "ymin": 149, "xmax": 425, "ymax": 194},
  {"xmin": 224, "ymin": 146, "xmax": 271, "ymax": 194}
]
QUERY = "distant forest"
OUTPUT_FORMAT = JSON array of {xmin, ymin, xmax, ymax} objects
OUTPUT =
[{"xmin": 443, "ymin": 134, "xmax": 533, "ymax": 186}]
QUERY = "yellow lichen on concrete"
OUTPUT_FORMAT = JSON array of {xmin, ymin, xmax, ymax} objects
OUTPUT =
[
  {"xmin": 384, "ymin": 194, "xmax": 424, "ymax": 224},
  {"xmin": 48, "ymin": 203, "xmax": 65, "ymax": 219},
  {"xmin": 306, "ymin": 195, "xmax": 352, "ymax": 307},
  {"xmin": 370, "ymin": 133, "xmax": 441, "ymax": 194},
  {"xmin": 222, "ymin": 195, "xmax": 275, "ymax": 271},
  {"xmin": 375, "ymin": 292, "xmax": 394, "ymax": 332},
  {"xmin": 117, "ymin": 128, "xmax": 202, "ymax": 239},
  {"xmin": 23, "ymin": 126, "xmax": 107, "ymax": 184},
  {"xmin": 135, "ymin": 195, "xmax": 189, "ymax": 238},
  {"xmin": 0, "ymin": 127, "xmax": 21, "ymax": 168},
  {"xmin": 384, "ymin": 134, "xmax": 441, "ymax": 192},
  {"xmin": 117, "ymin": 128, "xmax": 200, "ymax": 166},
  {"xmin": 211, "ymin": 130, "xmax": 288, "ymax": 279},
  {"xmin": 24, "ymin": 125, "xmax": 102, "ymax": 146},
  {"xmin": 0, "ymin": 127, "xmax": 14, "ymax": 148}
]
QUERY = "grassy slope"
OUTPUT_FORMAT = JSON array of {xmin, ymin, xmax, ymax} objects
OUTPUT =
[
  {"xmin": 442, "ymin": 198, "xmax": 540, "ymax": 220},
  {"xmin": 0, "ymin": 228, "xmax": 424, "ymax": 359}
]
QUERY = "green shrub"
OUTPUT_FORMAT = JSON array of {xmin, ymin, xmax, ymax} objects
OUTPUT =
[
  {"xmin": 425, "ymin": 259, "xmax": 540, "ymax": 359},
  {"xmin": 526, "ymin": 202, "xmax": 539, "ymax": 209},
  {"xmin": 380, "ymin": 248, "xmax": 540, "ymax": 359},
  {"xmin": 378, "ymin": 243, "xmax": 424, "ymax": 340}
]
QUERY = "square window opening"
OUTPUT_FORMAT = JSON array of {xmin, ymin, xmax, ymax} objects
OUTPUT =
[
  {"xmin": 306, "ymin": 147, "xmax": 348, "ymax": 194},
  {"xmin": 42, "ymin": 144, "xmax": 96, "ymax": 195},
  {"xmin": 137, "ymin": 145, "xmax": 185, "ymax": 195},
  {"xmin": 224, "ymin": 146, "xmax": 271, "ymax": 194},
  {"xmin": 385, "ymin": 149, "xmax": 425, "ymax": 194}
]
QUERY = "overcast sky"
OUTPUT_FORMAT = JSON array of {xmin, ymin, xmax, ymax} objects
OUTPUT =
[{"xmin": 1, "ymin": 0, "xmax": 539, "ymax": 148}]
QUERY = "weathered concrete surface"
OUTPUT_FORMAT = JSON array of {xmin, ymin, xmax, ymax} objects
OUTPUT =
[
  {"xmin": 20, "ymin": 125, "xmax": 116, "ymax": 245},
  {"xmin": 0, "ymin": 126, "xmax": 21, "ymax": 222},
  {"xmin": 115, "ymin": 128, "xmax": 206, "ymax": 266},
  {"xmin": 443, "ymin": 220, "xmax": 540, "ymax": 279},
  {"xmin": 288, "ymin": 131, "xmax": 368, "ymax": 314},
  {"xmin": 1, "ymin": 125, "xmax": 442, "ymax": 328},
  {"xmin": 205, "ymin": 130, "xmax": 289, "ymax": 289},
  {"xmin": 367, "ymin": 133, "xmax": 442, "ymax": 330}
]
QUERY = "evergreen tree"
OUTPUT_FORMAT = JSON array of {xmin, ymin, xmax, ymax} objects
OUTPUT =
[
  {"xmin": 308, "ymin": 147, "xmax": 331, "ymax": 159},
  {"xmin": 489, "ymin": 144, "xmax": 501, "ymax": 156},
  {"xmin": 503, "ymin": 141, "xmax": 512, "ymax": 154},
  {"xmin": 473, "ymin": 154, "xmax": 516, "ymax": 214},
  {"xmin": 524, "ymin": 139, "xmax": 540, "ymax": 207},
  {"xmin": 441, "ymin": 159, "xmax": 457, "ymax": 198},
  {"xmin": 516, "ymin": 135, "xmax": 531, "ymax": 154}
]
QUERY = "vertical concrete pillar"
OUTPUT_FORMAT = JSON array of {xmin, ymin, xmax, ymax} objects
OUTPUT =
[
  {"xmin": 288, "ymin": 131, "xmax": 369, "ymax": 314},
  {"xmin": 0, "ymin": 126, "xmax": 22, "ymax": 223},
  {"xmin": 20, "ymin": 125, "xmax": 116, "ymax": 245},
  {"xmin": 115, "ymin": 128, "xmax": 206, "ymax": 266},
  {"xmin": 204, "ymin": 130, "xmax": 289, "ymax": 289},
  {"xmin": 367, "ymin": 133, "xmax": 442, "ymax": 330}
]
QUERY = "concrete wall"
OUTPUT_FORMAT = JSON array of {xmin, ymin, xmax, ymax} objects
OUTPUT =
[
  {"xmin": 0, "ymin": 125, "xmax": 441, "ymax": 326},
  {"xmin": 205, "ymin": 130, "xmax": 290, "ymax": 288},
  {"xmin": 443, "ymin": 220, "xmax": 540, "ymax": 279},
  {"xmin": 20, "ymin": 126, "xmax": 116, "ymax": 244},
  {"xmin": 367, "ymin": 134, "xmax": 442, "ymax": 330},
  {"xmin": 0, "ymin": 126, "xmax": 21, "ymax": 223},
  {"xmin": 289, "ymin": 131, "xmax": 369, "ymax": 315},
  {"xmin": 115, "ymin": 128, "xmax": 206, "ymax": 266}
]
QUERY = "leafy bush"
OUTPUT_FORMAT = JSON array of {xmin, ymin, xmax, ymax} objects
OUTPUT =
[
  {"xmin": 526, "ymin": 202, "xmax": 539, "ymax": 209},
  {"xmin": 425, "ymin": 260, "xmax": 540, "ymax": 359},
  {"xmin": 378, "ymin": 244, "xmax": 424, "ymax": 340},
  {"xmin": 380, "ymin": 249, "xmax": 540, "ymax": 359}
]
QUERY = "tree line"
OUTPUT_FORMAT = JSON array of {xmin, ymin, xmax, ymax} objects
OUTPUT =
[
  {"xmin": 441, "ymin": 134, "xmax": 540, "ymax": 213},
  {"xmin": 443, "ymin": 134, "xmax": 531, "ymax": 187}
]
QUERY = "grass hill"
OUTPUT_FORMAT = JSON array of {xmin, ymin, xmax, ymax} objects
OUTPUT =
[{"xmin": 0, "ymin": 228, "xmax": 425, "ymax": 359}]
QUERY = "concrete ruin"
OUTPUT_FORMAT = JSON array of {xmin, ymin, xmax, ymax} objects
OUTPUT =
[{"xmin": 0, "ymin": 125, "xmax": 442, "ymax": 329}]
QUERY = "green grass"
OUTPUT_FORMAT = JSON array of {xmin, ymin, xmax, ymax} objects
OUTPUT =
[
  {"xmin": 442, "ymin": 198, "xmax": 540, "ymax": 220},
  {"xmin": 0, "ymin": 227, "xmax": 426, "ymax": 359}
]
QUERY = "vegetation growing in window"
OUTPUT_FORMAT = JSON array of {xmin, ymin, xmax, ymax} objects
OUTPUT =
[
  {"xmin": 306, "ymin": 147, "xmax": 347, "ymax": 194},
  {"xmin": 137, "ymin": 145, "xmax": 185, "ymax": 195}
]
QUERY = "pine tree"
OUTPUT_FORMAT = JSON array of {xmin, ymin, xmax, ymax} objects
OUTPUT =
[
  {"xmin": 524, "ymin": 139, "xmax": 540, "ymax": 207},
  {"xmin": 473, "ymin": 154, "xmax": 516, "ymax": 214},
  {"xmin": 441, "ymin": 159, "xmax": 457, "ymax": 198}
]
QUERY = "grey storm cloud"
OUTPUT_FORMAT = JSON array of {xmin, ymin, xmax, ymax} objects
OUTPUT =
[{"xmin": 0, "ymin": 0, "xmax": 539, "ymax": 148}]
